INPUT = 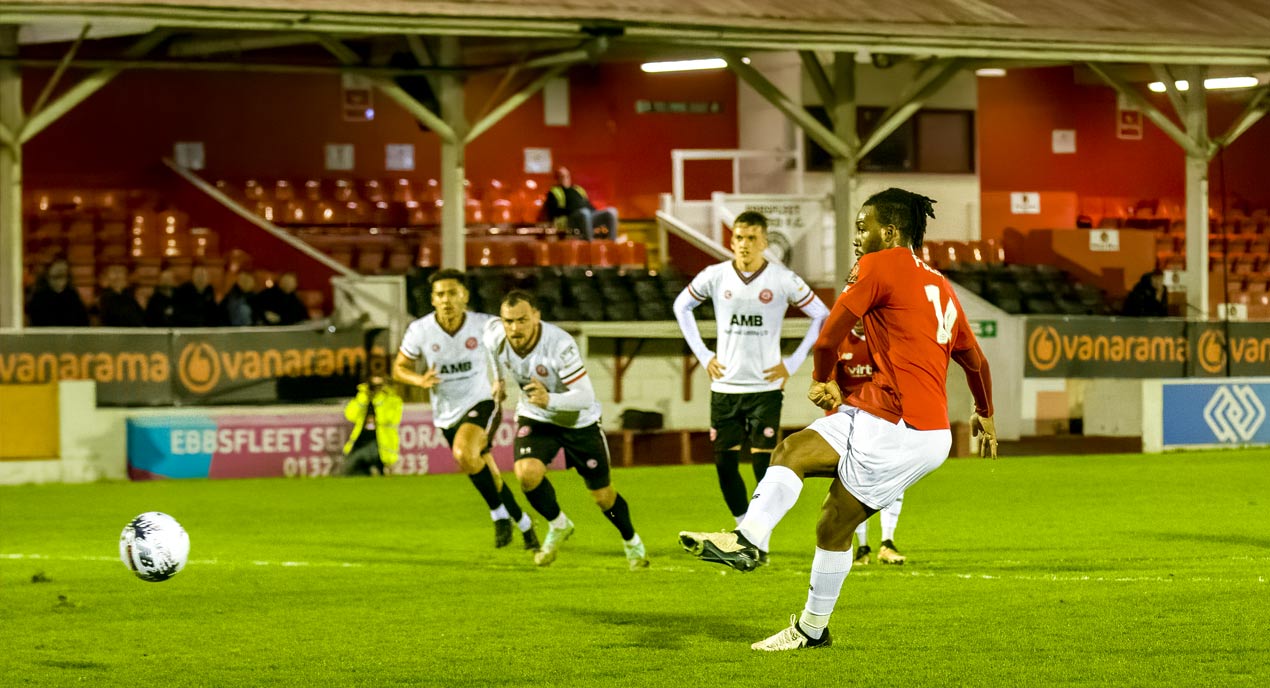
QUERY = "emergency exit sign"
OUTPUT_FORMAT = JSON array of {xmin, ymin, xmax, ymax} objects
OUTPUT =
[{"xmin": 970, "ymin": 320, "xmax": 997, "ymax": 338}]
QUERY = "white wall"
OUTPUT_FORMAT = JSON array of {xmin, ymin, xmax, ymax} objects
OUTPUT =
[
  {"xmin": 1080, "ymin": 379, "xmax": 1145, "ymax": 437},
  {"xmin": 804, "ymin": 172, "xmax": 980, "ymax": 242}
]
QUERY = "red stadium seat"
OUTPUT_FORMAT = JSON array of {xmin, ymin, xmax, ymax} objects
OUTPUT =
[
  {"xmin": 515, "ymin": 179, "xmax": 546, "ymax": 224},
  {"xmin": 548, "ymin": 239, "xmax": 589, "ymax": 266},
  {"xmin": 363, "ymin": 179, "xmax": 386, "ymax": 203},
  {"xmin": 589, "ymin": 240, "xmax": 619, "ymax": 267},
  {"xmin": 485, "ymin": 179, "xmax": 515, "ymax": 225},
  {"xmin": 333, "ymin": 178, "xmax": 359, "ymax": 203},
  {"xmin": 273, "ymin": 179, "xmax": 295, "ymax": 202},
  {"xmin": 302, "ymin": 179, "xmax": 323, "ymax": 202},
  {"xmin": 392, "ymin": 178, "xmax": 415, "ymax": 204},
  {"xmin": 417, "ymin": 241, "xmax": 439, "ymax": 267},
  {"xmin": 618, "ymin": 240, "xmax": 647, "ymax": 268}
]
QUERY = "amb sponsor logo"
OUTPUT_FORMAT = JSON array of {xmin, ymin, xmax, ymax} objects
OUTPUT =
[
  {"xmin": 730, "ymin": 314, "xmax": 764, "ymax": 327},
  {"xmin": 439, "ymin": 361, "xmax": 472, "ymax": 375}
]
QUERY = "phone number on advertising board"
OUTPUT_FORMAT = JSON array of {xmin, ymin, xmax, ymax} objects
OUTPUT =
[{"xmin": 282, "ymin": 452, "xmax": 433, "ymax": 478}]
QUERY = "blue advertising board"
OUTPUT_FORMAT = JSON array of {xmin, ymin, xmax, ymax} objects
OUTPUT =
[{"xmin": 1161, "ymin": 381, "xmax": 1270, "ymax": 449}]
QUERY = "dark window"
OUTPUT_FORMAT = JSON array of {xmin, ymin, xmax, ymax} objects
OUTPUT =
[{"xmin": 804, "ymin": 106, "xmax": 974, "ymax": 174}]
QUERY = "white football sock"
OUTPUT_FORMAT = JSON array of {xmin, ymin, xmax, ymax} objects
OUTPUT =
[
  {"xmin": 549, "ymin": 512, "xmax": 571, "ymax": 530},
  {"xmin": 490, "ymin": 505, "xmax": 510, "ymax": 521},
  {"xmin": 800, "ymin": 547, "xmax": 854, "ymax": 639},
  {"xmin": 517, "ymin": 513, "xmax": 533, "ymax": 533},
  {"xmin": 737, "ymin": 465, "xmax": 803, "ymax": 553},
  {"xmin": 854, "ymin": 519, "xmax": 869, "ymax": 550},
  {"xmin": 624, "ymin": 533, "xmax": 642, "ymax": 547},
  {"xmin": 734, "ymin": 513, "xmax": 746, "ymax": 527},
  {"xmin": 881, "ymin": 493, "xmax": 904, "ymax": 542}
]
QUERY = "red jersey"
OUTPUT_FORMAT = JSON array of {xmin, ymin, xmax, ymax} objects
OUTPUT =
[
  {"xmin": 813, "ymin": 247, "xmax": 992, "ymax": 430},
  {"xmin": 834, "ymin": 331, "xmax": 873, "ymax": 397}
]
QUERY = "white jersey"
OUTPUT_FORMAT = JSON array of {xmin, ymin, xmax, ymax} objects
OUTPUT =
[
  {"xmin": 399, "ymin": 311, "xmax": 496, "ymax": 429},
  {"xmin": 485, "ymin": 321, "xmax": 602, "ymax": 429},
  {"xmin": 687, "ymin": 260, "xmax": 816, "ymax": 394}
]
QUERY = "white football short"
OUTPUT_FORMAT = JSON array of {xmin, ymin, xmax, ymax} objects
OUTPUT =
[{"xmin": 807, "ymin": 407, "xmax": 952, "ymax": 510}]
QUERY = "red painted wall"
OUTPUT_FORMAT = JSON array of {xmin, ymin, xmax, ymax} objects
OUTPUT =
[
  {"xmin": 978, "ymin": 66, "xmax": 1270, "ymax": 212},
  {"xmin": 22, "ymin": 62, "xmax": 738, "ymax": 219}
]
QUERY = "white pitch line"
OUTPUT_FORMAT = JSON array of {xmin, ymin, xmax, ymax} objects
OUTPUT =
[
  {"xmin": 1, "ymin": 553, "xmax": 363, "ymax": 568},
  {"xmin": 2, "ymin": 553, "xmax": 1264, "ymax": 583}
]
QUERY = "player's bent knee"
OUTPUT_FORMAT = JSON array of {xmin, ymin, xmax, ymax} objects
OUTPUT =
[
  {"xmin": 514, "ymin": 459, "xmax": 546, "ymax": 489},
  {"xmin": 589, "ymin": 485, "xmax": 616, "ymax": 509},
  {"xmin": 816, "ymin": 509, "xmax": 854, "ymax": 550},
  {"xmin": 452, "ymin": 446, "xmax": 483, "ymax": 474}
]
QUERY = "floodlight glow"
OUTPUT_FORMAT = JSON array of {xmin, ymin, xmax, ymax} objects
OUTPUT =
[
  {"xmin": 975, "ymin": 68, "xmax": 1007, "ymax": 77},
  {"xmin": 1147, "ymin": 76, "xmax": 1258, "ymax": 92},
  {"xmin": 641, "ymin": 58, "xmax": 744, "ymax": 73}
]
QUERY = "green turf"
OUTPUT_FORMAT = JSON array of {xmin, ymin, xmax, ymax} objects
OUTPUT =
[{"xmin": 2, "ymin": 450, "xmax": 1268, "ymax": 687}]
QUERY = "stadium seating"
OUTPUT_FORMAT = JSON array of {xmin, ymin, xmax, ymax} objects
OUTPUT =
[{"xmin": 21, "ymin": 188, "xmax": 330, "ymax": 322}]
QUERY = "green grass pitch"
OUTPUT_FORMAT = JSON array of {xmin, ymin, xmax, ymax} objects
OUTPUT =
[{"xmin": 2, "ymin": 450, "xmax": 1268, "ymax": 686}]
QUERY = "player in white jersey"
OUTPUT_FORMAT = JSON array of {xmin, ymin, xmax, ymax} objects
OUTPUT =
[
  {"xmin": 394, "ymin": 270, "xmax": 538, "ymax": 551},
  {"xmin": 485, "ymin": 290, "xmax": 649, "ymax": 570},
  {"xmin": 673, "ymin": 211, "xmax": 829, "ymax": 528}
]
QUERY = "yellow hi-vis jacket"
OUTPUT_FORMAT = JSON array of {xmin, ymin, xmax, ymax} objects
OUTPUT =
[
  {"xmin": 342, "ymin": 383, "xmax": 404, "ymax": 465},
  {"xmin": 549, "ymin": 184, "xmax": 588, "ymax": 210}
]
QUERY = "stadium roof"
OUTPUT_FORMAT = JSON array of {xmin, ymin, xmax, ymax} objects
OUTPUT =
[{"xmin": 5, "ymin": 0, "xmax": 1270, "ymax": 65}]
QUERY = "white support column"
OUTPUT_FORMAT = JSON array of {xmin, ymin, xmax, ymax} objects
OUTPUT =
[
  {"xmin": 831, "ymin": 53, "xmax": 858, "ymax": 287},
  {"xmin": 1182, "ymin": 65, "xmax": 1209, "ymax": 319},
  {"xmin": 437, "ymin": 36, "xmax": 467, "ymax": 270},
  {"xmin": 0, "ymin": 25, "xmax": 22, "ymax": 329}
]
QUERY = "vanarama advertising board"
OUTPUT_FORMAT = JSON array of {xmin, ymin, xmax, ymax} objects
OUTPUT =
[
  {"xmin": 1025, "ymin": 317, "xmax": 1270, "ymax": 378},
  {"xmin": 0, "ymin": 326, "xmax": 375, "ymax": 405}
]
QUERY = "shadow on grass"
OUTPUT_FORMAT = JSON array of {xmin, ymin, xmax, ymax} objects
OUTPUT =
[
  {"xmin": 1130, "ymin": 531, "xmax": 1270, "ymax": 549},
  {"xmin": 36, "ymin": 659, "xmax": 109, "ymax": 670},
  {"xmin": 564, "ymin": 607, "xmax": 766, "ymax": 649}
]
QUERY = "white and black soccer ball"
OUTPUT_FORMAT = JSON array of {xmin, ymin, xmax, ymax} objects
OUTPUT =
[{"xmin": 119, "ymin": 512, "xmax": 190, "ymax": 582}]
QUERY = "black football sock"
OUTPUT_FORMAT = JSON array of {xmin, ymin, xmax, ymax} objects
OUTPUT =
[
  {"xmin": 468, "ymin": 465, "xmax": 503, "ymax": 511},
  {"xmin": 524, "ymin": 477, "xmax": 562, "ymax": 521},
  {"xmin": 750, "ymin": 449, "xmax": 772, "ymax": 484},
  {"xmin": 601, "ymin": 493, "xmax": 636, "ymax": 541},
  {"xmin": 715, "ymin": 449, "xmax": 750, "ymax": 517},
  {"xmin": 499, "ymin": 483, "xmax": 525, "ymax": 522}
]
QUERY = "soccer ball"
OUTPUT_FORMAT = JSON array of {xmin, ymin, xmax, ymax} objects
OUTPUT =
[{"xmin": 119, "ymin": 512, "xmax": 190, "ymax": 582}]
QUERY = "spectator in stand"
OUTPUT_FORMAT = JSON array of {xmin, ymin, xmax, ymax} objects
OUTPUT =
[
  {"xmin": 220, "ymin": 272, "xmax": 258, "ymax": 326},
  {"xmin": 543, "ymin": 166, "xmax": 618, "ymax": 241},
  {"xmin": 255, "ymin": 272, "xmax": 309, "ymax": 325},
  {"xmin": 1122, "ymin": 270, "xmax": 1168, "ymax": 317},
  {"xmin": 144, "ymin": 269, "xmax": 178, "ymax": 327},
  {"xmin": 173, "ymin": 265, "xmax": 218, "ymax": 327},
  {"xmin": 98, "ymin": 264, "xmax": 145, "ymax": 327},
  {"xmin": 27, "ymin": 258, "xmax": 89, "ymax": 327}
]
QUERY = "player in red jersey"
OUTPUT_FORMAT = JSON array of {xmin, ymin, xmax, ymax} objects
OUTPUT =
[
  {"xmin": 680, "ymin": 188, "xmax": 998, "ymax": 650},
  {"xmin": 831, "ymin": 327, "xmax": 909, "ymax": 566}
]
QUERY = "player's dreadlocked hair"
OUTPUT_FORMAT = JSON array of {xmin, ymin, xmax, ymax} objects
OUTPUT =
[{"xmin": 862, "ymin": 187, "xmax": 937, "ymax": 250}]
